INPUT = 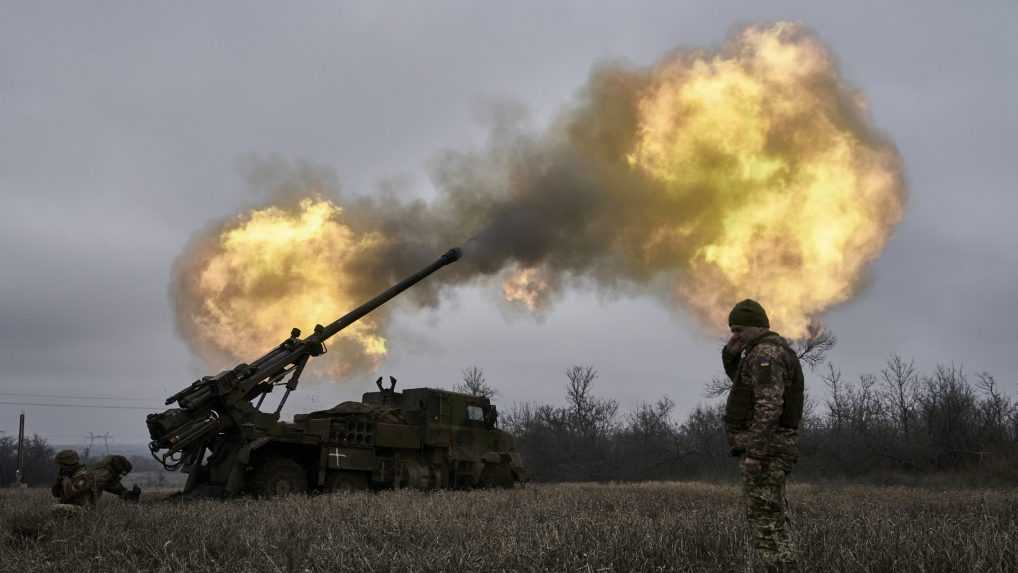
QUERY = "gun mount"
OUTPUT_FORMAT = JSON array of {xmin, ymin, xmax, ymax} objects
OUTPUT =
[{"xmin": 144, "ymin": 247, "xmax": 523, "ymax": 497}]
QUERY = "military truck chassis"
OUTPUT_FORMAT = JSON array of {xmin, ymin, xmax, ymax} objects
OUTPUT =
[{"xmin": 176, "ymin": 382, "xmax": 524, "ymax": 497}]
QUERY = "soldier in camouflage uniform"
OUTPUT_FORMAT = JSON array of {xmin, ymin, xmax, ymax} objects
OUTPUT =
[
  {"xmin": 51, "ymin": 450, "xmax": 141, "ymax": 507},
  {"xmin": 722, "ymin": 299, "xmax": 804, "ymax": 573}
]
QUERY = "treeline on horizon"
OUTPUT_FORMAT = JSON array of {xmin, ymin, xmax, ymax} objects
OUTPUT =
[
  {"xmin": 0, "ymin": 438, "xmax": 164, "ymax": 488},
  {"xmin": 463, "ymin": 345, "xmax": 1018, "ymax": 484},
  {"xmin": 5, "ymin": 341, "xmax": 1016, "ymax": 489},
  {"xmin": 0, "ymin": 436, "xmax": 54, "ymax": 488}
]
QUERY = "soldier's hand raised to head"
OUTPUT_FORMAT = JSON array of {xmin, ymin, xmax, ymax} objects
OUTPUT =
[{"xmin": 724, "ymin": 332, "xmax": 745, "ymax": 355}]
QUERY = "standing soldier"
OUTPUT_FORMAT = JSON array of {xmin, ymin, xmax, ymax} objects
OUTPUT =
[
  {"xmin": 722, "ymin": 299, "xmax": 804, "ymax": 572},
  {"xmin": 51, "ymin": 450, "xmax": 141, "ymax": 507}
]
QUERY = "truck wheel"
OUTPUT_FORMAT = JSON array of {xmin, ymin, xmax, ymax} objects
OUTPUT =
[
  {"xmin": 249, "ymin": 457, "xmax": 308, "ymax": 497},
  {"xmin": 326, "ymin": 470, "xmax": 369, "ymax": 492},
  {"xmin": 480, "ymin": 462, "xmax": 514, "ymax": 488}
]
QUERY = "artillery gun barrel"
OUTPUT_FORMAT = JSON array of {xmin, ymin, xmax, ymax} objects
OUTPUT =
[
  {"xmin": 311, "ymin": 247, "xmax": 462, "ymax": 342},
  {"xmin": 149, "ymin": 247, "xmax": 463, "ymax": 471}
]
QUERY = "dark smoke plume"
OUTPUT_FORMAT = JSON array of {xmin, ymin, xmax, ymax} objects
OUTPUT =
[{"xmin": 172, "ymin": 23, "xmax": 906, "ymax": 376}]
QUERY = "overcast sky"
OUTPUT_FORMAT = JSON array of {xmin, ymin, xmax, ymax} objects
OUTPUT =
[{"xmin": 2, "ymin": 1, "xmax": 1016, "ymax": 445}]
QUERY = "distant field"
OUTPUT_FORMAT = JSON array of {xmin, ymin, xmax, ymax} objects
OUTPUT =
[{"xmin": 1, "ymin": 482, "xmax": 1015, "ymax": 572}]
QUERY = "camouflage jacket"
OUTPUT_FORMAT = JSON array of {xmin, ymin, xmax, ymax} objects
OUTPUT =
[
  {"xmin": 723, "ymin": 332, "xmax": 804, "ymax": 465},
  {"xmin": 91, "ymin": 461, "xmax": 129, "ymax": 498},
  {"xmin": 51, "ymin": 459, "xmax": 129, "ymax": 506},
  {"xmin": 52, "ymin": 466, "xmax": 96, "ymax": 506}
]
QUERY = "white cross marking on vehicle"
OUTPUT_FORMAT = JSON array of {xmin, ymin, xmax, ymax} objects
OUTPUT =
[{"xmin": 329, "ymin": 448, "xmax": 346, "ymax": 467}]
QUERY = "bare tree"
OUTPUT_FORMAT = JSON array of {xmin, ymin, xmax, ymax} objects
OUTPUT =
[
  {"xmin": 504, "ymin": 356, "xmax": 1018, "ymax": 482},
  {"xmin": 1009, "ymin": 403, "xmax": 1018, "ymax": 444},
  {"xmin": 822, "ymin": 363, "xmax": 846, "ymax": 432},
  {"xmin": 455, "ymin": 365, "xmax": 497, "ymax": 399},
  {"xmin": 792, "ymin": 322, "xmax": 837, "ymax": 369},
  {"xmin": 800, "ymin": 389, "xmax": 821, "ymax": 432},
  {"xmin": 565, "ymin": 365, "xmax": 598, "ymax": 414},
  {"xmin": 881, "ymin": 354, "xmax": 918, "ymax": 438},
  {"xmin": 628, "ymin": 397, "xmax": 676, "ymax": 438},
  {"xmin": 849, "ymin": 374, "xmax": 885, "ymax": 433},
  {"xmin": 678, "ymin": 402, "xmax": 728, "ymax": 462},
  {"xmin": 500, "ymin": 402, "xmax": 534, "ymax": 435},
  {"xmin": 919, "ymin": 364, "xmax": 980, "ymax": 466},
  {"xmin": 703, "ymin": 375, "xmax": 732, "ymax": 399},
  {"xmin": 565, "ymin": 365, "xmax": 618, "ymax": 438},
  {"xmin": 975, "ymin": 372, "xmax": 1013, "ymax": 444}
]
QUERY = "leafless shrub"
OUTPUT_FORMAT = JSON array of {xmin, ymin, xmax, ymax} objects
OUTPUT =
[
  {"xmin": 703, "ymin": 376, "xmax": 731, "ymax": 399},
  {"xmin": 881, "ymin": 354, "xmax": 918, "ymax": 438},
  {"xmin": 821, "ymin": 363, "xmax": 846, "ymax": 432},
  {"xmin": 975, "ymin": 372, "xmax": 1015, "ymax": 444},
  {"xmin": 792, "ymin": 322, "xmax": 837, "ymax": 369},
  {"xmin": 455, "ymin": 365, "xmax": 498, "ymax": 399},
  {"xmin": 565, "ymin": 365, "xmax": 618, "ymax": 438},
  {"xmin": 627, "ymin": 397, "xmax": 675, "ymax": 439}
]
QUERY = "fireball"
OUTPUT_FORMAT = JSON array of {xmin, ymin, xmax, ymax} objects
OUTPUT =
[
  {"xmin": 173, "ymin": 22, "xmax": 906, "ymax": 378},
  {"xmin": 177, "ymin": 198, "xmax": 388, "ymax": 376},
  {"xmin": 627, "ymin": 23, "xmax": 905, "ymax": 337},
  {"xmin": 502, "ymin": 266, "xmax": 553, "ymax": 312}
]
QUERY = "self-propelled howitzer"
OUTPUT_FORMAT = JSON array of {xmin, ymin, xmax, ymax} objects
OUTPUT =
[{"xmin": 146, "ymin": 247, "xmax": 464, "ymax": 496}]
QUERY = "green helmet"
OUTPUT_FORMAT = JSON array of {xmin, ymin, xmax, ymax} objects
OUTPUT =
[{"xmin": 55, "ymin": 449, "xmax": 81, "ymax": 467}]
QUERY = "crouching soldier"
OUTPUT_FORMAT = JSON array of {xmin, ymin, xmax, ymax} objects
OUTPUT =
[{"xmin": 52, "ymin": 450, "xmax": 141, "ymax": 508}]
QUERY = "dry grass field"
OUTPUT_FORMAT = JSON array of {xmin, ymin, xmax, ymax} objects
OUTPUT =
[{"xmin": 1, "ymin": 481, "xmax": 1016, "ymax": 572}]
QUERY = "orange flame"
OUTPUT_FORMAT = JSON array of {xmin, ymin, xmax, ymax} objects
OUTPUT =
[
  {"xmin": 627, "ymin": 23, "xmax": 905, "ymax": 337},
  {"xmin": 502, "ymin": 266, "xmax": 552, "ymax": 311},
  {"xmin": 175, "ymin": 22, "xmax": 906, "ymax": 370},
  {"xmin": 180, "ymin": 198, "xmax": 388, "ymax": 376}
]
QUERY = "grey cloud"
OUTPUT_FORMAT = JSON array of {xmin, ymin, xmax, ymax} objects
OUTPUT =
[{"xmin": 1, "ymin": 1, "xmax": 1016, "ymax": 442}]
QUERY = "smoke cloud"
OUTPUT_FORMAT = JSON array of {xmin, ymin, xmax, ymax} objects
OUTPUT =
[{"xmin": 172, "ymin": 23, "xmax": 906, "ymax": 377}]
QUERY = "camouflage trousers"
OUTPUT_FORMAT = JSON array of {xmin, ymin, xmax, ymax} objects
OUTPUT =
[{"xmin": 741, "ymin": 459, "xmax": 797, "ymax": 572}]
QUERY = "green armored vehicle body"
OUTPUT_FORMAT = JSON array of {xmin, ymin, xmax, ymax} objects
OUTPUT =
[
  {"xmin": 245, "ymin": 379, "xmax": 524, "ymax": 495},
  {"xmin": 146, "ymin": 247, "xmax": 526, "ymax": 497}
]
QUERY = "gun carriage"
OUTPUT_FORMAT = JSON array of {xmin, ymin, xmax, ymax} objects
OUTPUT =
[{"xmin": 147, "ymin": 248, "xmax": 525, "ymax": 496}]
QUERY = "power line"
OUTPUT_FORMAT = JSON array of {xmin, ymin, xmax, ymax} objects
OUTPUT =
[
  {"xmin": 8, "ymin": 432, "xmax": 93, "ymax": 437},
  {"xmin": 0, "ymin": 391, "xmax": 162, "ymax": 402},
  {"xmin": 0, "ymin": 401, "xmax": 159, "ymax": 410}
]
